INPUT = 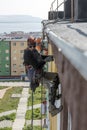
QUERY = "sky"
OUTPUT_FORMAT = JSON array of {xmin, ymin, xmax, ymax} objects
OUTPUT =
[
  {"xmin": 0, "ymin": 0, "xmax": 63, "ymax": 19},
  {"xmin": 0, "ymin": 0, "xmax": 52, "ymax": 19}
]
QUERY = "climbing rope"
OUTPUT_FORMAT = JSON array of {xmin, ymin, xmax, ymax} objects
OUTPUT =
[
  {"xmin": 41, "ymin": 77, "xmax": 48, "ymax": 129},
  {"xmin": 41, "ymin": 84, "xmax": 43, "ymax": 130},
  {"xmin": 30, "ymin": 39, "xmax": 48, "ymax": 130},
  {"xmin": 31, "ymin": 90, "xmax": 34, "ymax": 130}
]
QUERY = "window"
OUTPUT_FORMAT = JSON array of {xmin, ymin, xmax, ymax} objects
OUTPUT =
[
  {"xmin": 6, "ymin": 57, "xmax": 9, "ymax": 60},
  {"xmin": 13, "ymin": 71, "xmax": 17, "ymax": 73},
  {"xmin": 13, "ymin": 64, "xmax": 16, "ymax": 68},
  {"xmin": 5, "ymin": 50, "xmax": 9, "ymax": 53},
  {"xmin": 13, "ymin": 64, "xmax": 16, "ymax": 66},
  {"xmin": 5, "ymin": 64, "xmax": 9, "ymax": 68}
]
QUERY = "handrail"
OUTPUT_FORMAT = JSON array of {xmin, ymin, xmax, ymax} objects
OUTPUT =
[
  {"xmin": 50, "ymin": 0, "xmax": 56, "ymax": 11},
  {"xmin": 50, "ymin": 0, "xmax": 65, "ymax": 11},
  {"xmin": 55, "ymin": 0, "xmax": 66, "ymax": 11},
  {"xmin": 50, "ymin": 0, "xmax": 68, "ymax": 20}
]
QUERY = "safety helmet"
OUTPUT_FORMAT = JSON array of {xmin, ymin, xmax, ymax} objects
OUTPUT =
[{"xmin": 27, "ymin": 37, "xmax": 36, "ymax": 47}]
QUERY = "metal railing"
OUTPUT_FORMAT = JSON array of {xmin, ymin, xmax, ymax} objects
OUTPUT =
[
  {"xmin": 50, "ymin": 0, "xmax": 57, "ymax": 11},
  {"xmin": 49, "ymin": 0, "xmax": 67, "ymax": 20},
  {"xmin": 50, "ymin": 0, "xmax": 66, "ymax": 11},
  {"xmin": 49, "ymin": 0, "xmax": 74, "ymax": 22}
]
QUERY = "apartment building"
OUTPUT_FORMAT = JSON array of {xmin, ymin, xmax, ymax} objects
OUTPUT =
[
  {"xmin": 0, "ymin": 40, "xmax": 11, "ymax": 76},
  {"xmin": 11, "ymin": 39, "xmax": 27, "ymax": 76},
  {"xmin": 0, "ymin": 38, "xmax": 27, "ymax": 77}
]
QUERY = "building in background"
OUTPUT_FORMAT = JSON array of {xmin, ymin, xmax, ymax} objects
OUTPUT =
[
  {"xmin": 0, "ymin": 40, "xmax": 11, "ymax": 77},
  {"xmin": 11, "ymin": 39, "xmax": 27, "ymax": 76},
  {"xmin": 0, "ymin": 38, "xmax": 27, "ymax": 78}
]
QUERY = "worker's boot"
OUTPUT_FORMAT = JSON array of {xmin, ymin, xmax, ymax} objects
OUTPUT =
[
  {"xmin": 50, "ymin": 105, "xmax": 63, "ymax": 117},
  {"xmin": 48, "ymin": 103, "xmax": 63, "ymax": 116},
  {"xmin": 48, "ymin": 82, "xmax": 63, "ymax": 116},
  {"xmin": 49, "ymin": 92, "xmax": 62, "ymax": 117}
]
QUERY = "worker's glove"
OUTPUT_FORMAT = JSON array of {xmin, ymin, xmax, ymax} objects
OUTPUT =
[{"xmin": 44, "ymin": 56, "xmax": 54, "ymax": 62}]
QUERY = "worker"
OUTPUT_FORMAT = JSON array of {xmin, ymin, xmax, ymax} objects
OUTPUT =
[{"xmin": 23, "ymin": 37, "xmax": 63, "ymax": 116}]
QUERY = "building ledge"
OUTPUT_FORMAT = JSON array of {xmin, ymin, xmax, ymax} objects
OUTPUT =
[{"xmin": 42, "ymin": 20, "xmax": 87, "ymax": 80}]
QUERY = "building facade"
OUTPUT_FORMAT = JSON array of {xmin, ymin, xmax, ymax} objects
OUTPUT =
[
  {"xmin": 0, "ymin": 40, "xmax": 11, "ymax": 76},
  {"xmin": 0, "ymin": 39, "xmax": 27, "ymax": 77},
  {"xmin": 11, "ymin": 39, "xmax": 27, "ymax": 76}
]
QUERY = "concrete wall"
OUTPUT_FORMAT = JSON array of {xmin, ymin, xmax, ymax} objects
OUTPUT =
[{"xmin": 49, "ymin": 41, "xmax": 87, "ymax": 130}]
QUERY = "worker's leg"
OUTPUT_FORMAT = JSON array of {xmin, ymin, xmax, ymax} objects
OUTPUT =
[
  {"xmin": 28, "ymin": 67, "xmax": 39, "ymax": 92},
  {"xmin": 45, "ymin": 81, "xmax": 63, "ymax": 116},
  {"xmin": 43, "ymin": 72, "xmax": 63, "ymax": 116}
]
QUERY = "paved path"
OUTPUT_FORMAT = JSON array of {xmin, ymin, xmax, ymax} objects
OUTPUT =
[
  {"xmin": 0, "ymin": 120, "xmax": 13, "ymax": 128},
  {"xmin": 12, "ymin": 87, "xmax": 29, "ymax": 130},
  {"xmin": 0, "ymin": 103, "xmax": 42, "ymax": 129},
  {"xmin": 0, "ymin": 110, "xmax": 16, "ymax": 117},
  {"xmin": 27, "ymin": 104, "xmax": 41, "ymax": 110},
  {"xmin": 0, "ymin": 82, "xmax": 44, "ymax": 129},
  {"xmin": 0, "ymin": 82, "xmax": 29, "ymax": 99},
  {"xmin": 0, "ymin": 82, "xmax": 29, "ymax": 87},
  {"xmin": 26, "ymin": 119, "xmax": 45, "ymax": 126},
  {"xmin": 0, "ymin": 86, "xmax": 12, "ymax": 99}
]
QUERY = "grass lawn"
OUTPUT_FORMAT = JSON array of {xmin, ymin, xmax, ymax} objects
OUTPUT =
[
  {"xmin": 0, "ymin": 87, "xmax": 23, "ymax": 113},
  {"xmin": 25, "ymin": 108, "xmax": 45, "ymax": 120},
  {"xmin": 23, "ymin": 125, "xmax": 46, "ymax": 130},
  {"xmin": 28, "ymin": 86, "xmax": 46, "ymax": 106},
  {"xmin": 0, "ymin": 113, "xmax": 16, "ymax": 121},
  {"xmin": 0, "ymin": 86, "xmax": 7, "ymax": 90}
]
